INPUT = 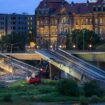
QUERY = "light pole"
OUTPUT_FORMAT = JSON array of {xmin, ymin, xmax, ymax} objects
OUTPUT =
[
  {"xmin": 8, "ymin": 43, "xmax": 18, "ymax": 53},
  {"xmin": 82, "ymin": 30, "xmax": 85, "ymax": 50}
]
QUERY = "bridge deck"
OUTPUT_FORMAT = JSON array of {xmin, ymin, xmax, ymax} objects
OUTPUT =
[{"xmin": 35, "ymin": 49, "xmax": 105, "ymax": 82}]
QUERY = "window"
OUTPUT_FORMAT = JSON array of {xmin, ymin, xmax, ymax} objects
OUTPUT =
[
  {"xmin": 30, "ymin": 17, "xmax": 32, "ymax": 20},
  {"xmin": 13, "ymin": 26, "xmax": 16, "ymax": 30},
  {"xmin": 85, "ymin": 19, "xmax": 88, "ymax": 25},
  {"xmin": 99, "ymin": 28, "xmax": 103, "ymax": 34},
  {"xmin": 98, "ymin": 7, "xmax": 102, "ymax": 11},
  {"xmin": 95, "ymin": 28, "xmax": 98, "ymax": 34},
  {"xmin": 95, "ymin": 18, "xmax": 98, "ymax": 25},
  {"xmin": 93, "ymin": 7, "xmax": 96, "ymax": 11},
  {"xmin": 103, "ymin": 7, "xmax": 105, "ymax": 11},
  {"xmin": 29, "ymin": 31, "xmax": 32, "ymax": 34},
  {"xmin": 100, "ymin": 18, "xmax": 103, "ymax": 25}
]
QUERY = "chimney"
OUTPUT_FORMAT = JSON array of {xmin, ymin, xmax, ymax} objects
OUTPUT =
[
  {"xmin": 71, "ymin": 1, "xmax": 75, "ymax": 6},
  {"xmin": 86, "ymin": 0, "xmax": 89, "ymax": 6}
]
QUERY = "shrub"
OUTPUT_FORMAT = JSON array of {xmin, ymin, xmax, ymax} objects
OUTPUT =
[
  {"xmin": 2, "ymin": 94, "xmax": 12, "ymax": 102},
  {"xmin": 42, "ymin": 79, "xmax": 57, "ymax": 85},
  {"xmin": 38, "ymin": 86, "xmax": 55, "ymax": 94},
  {"xmin": 80, "ymin": 96, "xmax": 89, "ymax": 105},
  {"xmin": 56, "ymin": 79, "xmax": 79, "ymax": 96},
  {"xmin": 83, "ymin": 80, "xmax": 103, "ymax": 97},
  {"xmin": 89, "ymin": 95, "xmax": 101, "ymax": 103}
]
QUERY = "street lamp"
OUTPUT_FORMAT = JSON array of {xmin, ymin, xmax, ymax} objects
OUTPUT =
[
  {"xmin": 59, "ymin": 45, "xmax": 62, "ymax": 49},
  {"xmin": 89, "ymin": 44, "xmax": 92, "ymax": 50},
  {"xmin": 36, "ymin": 45, "xmax": 39, "ymax": 49},
  {"xmin": 8, "ymin": 43, "xmax": 18, "ymax": 53},
  {"xmin": 50, "ymin": 45, "xmax": 53, "ymax": 49},
  {"xmin": 73, "ymin": 44, "xmax": 76, "ymax": 49}
]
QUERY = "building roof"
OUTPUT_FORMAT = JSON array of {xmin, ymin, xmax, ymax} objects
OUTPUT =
[{"xmin": 36, "ymin": 0, "xmax": 105, "ymax": 15}]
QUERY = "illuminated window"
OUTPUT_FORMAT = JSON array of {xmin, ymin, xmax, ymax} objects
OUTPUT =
[
  {"xmin": 29, "ymin": 31, "xmax": 32, "ymax": 34},
  {"xmin": 37, "ymin": 21, "xmax": 39, "ymax": 25},
  {"xmin": 30, "ymin": 17, "xmax": 32, "ymax": 20},
  {"xmin": 28, "ymin": 22, "xmax": 30, "ymax": 25},
  {"xmin": 30, "ymin": 27, "xmax": 32, "ymax": 29},
  {"xmin": 95, "ymin": 18, "xmax": 98, "ymax": 25},
  {"xmin": 28, "ymin": 27, "xmax": 30, "ymax": 30},
  {"xmin": 100, "ymin": 18, "xmax": 103, "ymax": 25},
  {"xmin": 99, "ymin": 28, "xmax": 103, "ymax": 34}
]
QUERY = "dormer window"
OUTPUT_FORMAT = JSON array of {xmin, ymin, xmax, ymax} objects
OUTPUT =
[
  {"xmin": 93, "ymin": 7, "xmax": 96, "ymax": 11},
  {"xmin": 103, "ymin": 6, "xmax": 105, "ymax": 11},
  {"xmin": 98, "ymin": 7, "xmax": 102, "ymax": 11},
  {"xmin": 44, "ymin": 3, "xmax": 47, "ymax": 7}
]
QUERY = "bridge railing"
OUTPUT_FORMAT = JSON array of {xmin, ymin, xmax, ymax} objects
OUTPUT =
[
  {"xmin": 48, "ymin": 50, "xmax": 105, "ymax": 81},
  {"xmin": 57, "ymin": 49, "xmax": 105, "ymax": 76},
  {"xmin": 0, "ymin": 53, "xmax": 39, "ymax": 72}
]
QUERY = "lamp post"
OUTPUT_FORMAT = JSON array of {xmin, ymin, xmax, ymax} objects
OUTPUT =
[
  {"xmin": 8, "ymin": 43, "xmax": 18, "ymax": 53},
  {"xmin": 82, "ymin": 30, "xmax": 85, "ymax": 50}
]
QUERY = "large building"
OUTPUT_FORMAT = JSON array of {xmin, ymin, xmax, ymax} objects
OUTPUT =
[
  {"xmin": 0, "ymin": 14, "xmax": 7, "ymax": 38},
  {"xmin": 35, "ymin": 0, "xmax": 105, "ymax": 48},
  {"xmin": 0, "ymin": 13, "xmax": 35, "ymax": 39}
]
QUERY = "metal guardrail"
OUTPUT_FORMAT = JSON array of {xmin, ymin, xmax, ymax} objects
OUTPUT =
[
  {"xmin": 58, "ymin": 49, "xmax": 105, "ymax": 75},
  {"xmin": 56, "ymin": 49, "xmax": 105, "ymax": 81},
  {"xmin": 48, "ymin": 50, "xmax": 104, "ymax": 80},
  {"xmin": 0, "ymin": 53, "xmax": 39, "ymax": 72}
]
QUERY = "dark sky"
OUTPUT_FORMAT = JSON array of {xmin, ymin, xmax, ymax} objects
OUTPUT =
[{"xmin": 0, "ymin": 0, "xmax": 96, "ymax": 14}]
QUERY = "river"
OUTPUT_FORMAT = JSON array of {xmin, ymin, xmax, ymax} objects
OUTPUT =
[{"xmin": 24, "ymin": 103, "xmax": 105, "ymax": 105}]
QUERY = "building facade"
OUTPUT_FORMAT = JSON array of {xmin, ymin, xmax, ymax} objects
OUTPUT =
[
  {"xmin": 0, "ymin": 13, "xmax": 35, "ymax": 39},
  {"xmin": 0, "ymin": 14, "xmax": 7, "ymax": 38},
  {"xmin": 35, "ymin": 0, "xmax": 105, "ymax": 48}
]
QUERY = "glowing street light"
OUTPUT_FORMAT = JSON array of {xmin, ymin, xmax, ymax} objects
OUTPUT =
[
  {"xmin": 73, "ymin": 44, "xmax": 76, "ymax": 48},
  {"xmin": 36, "ymin": 45, "xmax": 39, "ymax": 49},
  {"xmin": 89, "ymin": 44, "xmax": 92, "ymax": 50},
  {"xmin": 59, "ymin": 45, "xmax": 62, "ymax": 49},
  {"xmin": 50, "ymin": 45, "xmax": 53, "ymax": 49}
]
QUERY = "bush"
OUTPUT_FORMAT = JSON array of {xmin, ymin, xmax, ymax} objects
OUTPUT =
[
  {"xmin": 89, "ymin": 95, "xmax": 101, "ymax": 103},
  {"xmin": 56, "ymin": 79, "xmax": 79, "ymax": 96},
  {"xmin": 80, "ymin": 96, "xmax": 89, "ymax": 105},
  {"xmin": 2, "ymin": 94, "xmax": 12, "ymax": 102},
  {"xmin": 42, "ymin": 79, "xmax": 57, "ymax": 85},
  {"xmin": 38, "ymin": 86, "xmax": 55, "ymax": 94},
  {"xmin": 83, "ymin": 80, "xmax": 103, "ymax": 97}
]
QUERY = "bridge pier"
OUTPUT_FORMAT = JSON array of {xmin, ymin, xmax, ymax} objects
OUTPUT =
[{"xmin": 80, "ymin": 74, "xmax": 89, "ymax": 82}]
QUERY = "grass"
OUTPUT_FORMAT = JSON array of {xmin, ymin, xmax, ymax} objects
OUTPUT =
[
  {"xmin": 0, "ymin": 79, "xmax": 105, "ymax": 105},
  {"xmin": 0, "ymin": 79, "xmax": 76, "ymax": 103}
]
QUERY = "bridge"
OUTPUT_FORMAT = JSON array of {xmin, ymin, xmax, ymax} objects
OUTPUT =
[
  {"xmin": 5, "ymin": 52, "xmax": 105, "ymax": 62},
  {"xmin": 0, "ymin": 53, "xmax": 39, "ymax": 82},
  {"xmin": 35, "ymin": 49, "xmax": 105, "ymax": 83}
]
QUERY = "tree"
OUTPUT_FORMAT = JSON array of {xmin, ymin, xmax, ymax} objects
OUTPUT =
[
  {"xmin": 67, "ymin": 29, "xmax": 101, "ymax": 50},
  {"xmin": 0, "ymin": 32, "xmax": 27, "ymax": 52},
  {"xmin": 83, "ymin": 80, "xmax": 103, "ymax": 97},
  {"xmin": 56, "ymin": 79, "xmax": 79, "ymax": 96},
  {"xmin": 66, "ymin": 33, "xmax": 72, "ymax": 49}
]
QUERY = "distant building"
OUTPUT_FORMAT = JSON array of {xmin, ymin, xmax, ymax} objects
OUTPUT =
[
  {"xmin": 35, "ymin": 0, "xmax": 105, "ymax": 48},
  {"xmin": 0, "ymin": 14, "xmax": 7, "ymax": 38},
  {"xmin": 0, "ymin": 13, "xmax": 35, "ymax": 39}
]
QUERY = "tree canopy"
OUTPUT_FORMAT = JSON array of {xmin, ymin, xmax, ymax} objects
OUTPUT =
[
  {"xmin": 66, "ymin": 29, "xmax": 101, "ymax": 50},
  {"xmin": 0, "ymin": 32, "xmax": 27, "ymax": 52}
]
